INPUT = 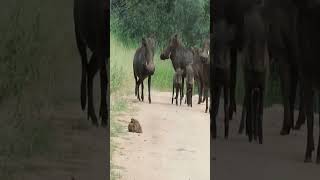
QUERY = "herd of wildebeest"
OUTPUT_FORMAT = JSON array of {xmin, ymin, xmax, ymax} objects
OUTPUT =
[
  {"xmin": 73, "ymin": 0, "xmax": 320, "ymax": 163},
  {"xmin": 132, "ymin": 0, "xmax": 320, "ymax": 164},
  {"xmin": 133, "ymin": 34, "xmax": 210, "ymax": 110}
]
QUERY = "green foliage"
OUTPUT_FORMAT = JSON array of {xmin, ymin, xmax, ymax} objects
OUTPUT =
[{"xmin": 111, "ymin": 0, "xmax": 209, "ymax": 48}]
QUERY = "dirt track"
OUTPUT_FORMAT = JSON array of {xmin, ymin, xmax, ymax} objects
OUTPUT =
[
  {"xmin": 18, "ymin": 102, "xmax": 108, "ymax": 180},
  {"xmin": 112, "ymin": 91, "xmax": 210, "ymax": 180},
  {"xmin": 213, "ymin": 104, "xmax": 320, "ymax": 180}
]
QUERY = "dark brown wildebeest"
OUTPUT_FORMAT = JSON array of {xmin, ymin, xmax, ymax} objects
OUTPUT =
[
  {"xmin": 172, "ymin": 68, "xmax": 183, "ymax": 106},
  {"xmin": 73, "ymin": 0, "xmax": 108, "ymax": 127},
  {"xmin": 191, "ymin": 47, "xmax": 206, "ymax": 104},
  {"xmin": 133, "ymin": 37, "xmax": 156, "ymax": 104},
  {"xmin": 186, "ymin": 65, "xmax": 194, "ymax": 107},
  {"xmin": 261, "ymin": 0, "xmax": 304, "ymax": 135},
  {"xmin": 241, "ymin": 4, "xmax": 269, "ymax": 144},
  {"xmin": 160, "ymin": 34, "xmax": 193, "ymax": 105},
  {"xmin": 199, "ymin": 38, "xmax": 210, "ymax": 113},
  {"xmin": 211, "ymin": 19, "xmax": 233, "ymax": 139},
  {"xmin": 293, "ymin": 0, "xmax": 320, "ymax": 163},
  {"xmin": 214, "ymin": 0, "xmax": 306, "ymax": 134}
]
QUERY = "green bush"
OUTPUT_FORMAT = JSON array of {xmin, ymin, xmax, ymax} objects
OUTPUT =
[{"xmin": 111, "ymin": 0, "xmax": 209, "ymax": 49}]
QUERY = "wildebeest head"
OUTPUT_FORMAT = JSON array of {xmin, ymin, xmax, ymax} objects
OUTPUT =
[
  {"xmin": 200, "ymin": 38, "xmax": 210, "ymax": 64},
  {"xmin": 212, "ymin": 19, "xmax": 234, "ymax": 68},
  {"xmin": 141, "ymin": 36, "xmax": 156, "ymax": 75},
  {"xmin": 160, "ymin": 34, "xmax": 181, "ymax": 60}
]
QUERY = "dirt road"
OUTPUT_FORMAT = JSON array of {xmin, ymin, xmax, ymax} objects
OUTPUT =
[
  {"xmin": 213, "ymin": 104, "xmax": 320, "ymax": 180},
  {"xmin": 18, "ymin": 102, "xmax": 108, "ymax": 180},
  {"xmin": 112, "ymin": 91, "xmax": 210, "ymax": 180}
]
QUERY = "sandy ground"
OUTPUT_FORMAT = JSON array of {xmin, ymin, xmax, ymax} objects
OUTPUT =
[
  {"xmin": 18, "ymin": 102, "xmax": 109, "ymax": 180},
  {"xmin": 112, "ymin": 91, "xmax": 210, "ymax": 180},
  {"xmin": 213, "ymin": 104, "xmax": 320, "ymax": 180}
]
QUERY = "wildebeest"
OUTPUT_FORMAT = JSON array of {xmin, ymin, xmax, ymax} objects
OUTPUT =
[
  {"xmin": 186, "ymin": 65, "xmax": 194, "ymax": 107},
  {"xmin": 211, "ymin": 19, "xmax": 234, "ymax": 139},
  {"xmin": 293, "ymin": 0, "xmax": 320, "ymax": 163},
  {"xmin": 261, "ymin": 0, "xmax": 304, "ymax": 135},
  {"xmin": 160, "ymin": 34, "xmax": 193, "ymax": 105},
  {"xmin": 191, "ymin": 47, "xmax": 206, "ymax": 104},
  {"xmin": 133, "ymin": 37, "xmax": 156, "ymax": 104},
  {"xmin": 172, "ymin": 68, "xmax": 183, "ymax": 106},
  {"xmin": 214, "ymin": 0, "xmax": 306, "ymax": 135},
  {"xmin": 73, "ymin": 0, "xmax": 108, "ymax": 127},
  {"xmin": 199, "ymin": 39, "xmax": 210, "ymax": 113},
  {"xmin": 241, "ymin": 3, "xmax": 269, "ymax": 144}
]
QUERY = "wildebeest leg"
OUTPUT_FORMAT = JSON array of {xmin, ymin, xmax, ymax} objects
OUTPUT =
[
  {"xmin": 248, "ymin": 86, "xmax": 255, "ymax": 142},
  {"xmin": 239, "ymin": 90, "xmax": 248, "ymax": 134},
  {"xmin": 172, "ymin": 83, "xmax": 175, "ymax": 104},
  {"xmin": 280, "ymin": 62, "xmax": 292, "ymax": 135},
  {"xmin": 289, "ymin": 68, "xmax": 298, "ymax": 130},
  {"xmin": 212, "ymin": 84, "xmax": 221, "ymax": 139},
  {"xmin": 87, "ymin": 53, "xmax": 99, "ymax": 126},
  {"xmin": 191, "ymin": 86, "xmax": 193, "ymax": 107},
  {"xmin": 223, "ymin": 85, "xmax": 230, "ymax": 139},
  {"xmin": 134, "ymin": 72, "xmax": 138, "ymax": 97},
  {"xmin": 176, "ymin": 86, "xmax": 179, "ymax": 106},
  {"xmin": 185, "ymin": 94, "xmax": 187, "ymax": 104},
  {"xmin": 317, "ymin": 96, "xmax": 320, "ymax": 164},
  {"xmin": 258, "ymin": 87, "xmax": 264, "ymax": 144},
  {"xmin": 229, "ymin": 47, "xmax": 237, "ymax": 120},
  {"xmin": 180, "ymin": 77, "xmax": 185, "ymax": 105},
  {"xmin": 202, "ymin": 87, "xmax": 206, "ymax": 103},
  {"xmin": 141, "ymin": 80, "xmax": 144, "ymax": 102},
  {"xmin": 252, "ymin": 89, "xmax": 258, "ymax": 142},
  {"xmin": 99, "ymin": 58, "xmax": 108, "ymax": 127},
  {"xmin": 137, "ymin": 79, "xmax": 141, "ymax": 101},
  {"xmin": 303, "ymin": 84, "xmax": 315, "ymax": 163},
  {"xmin": 75, "ymin": 31, "xmax": 88, "ymax": 111},
  {"xmin": 148, "ymin": 75, "xmax": 151, "ymax": 104},
  {"xmin": 295, "ymin": 86, "xmax": 306, "ymax": 130},
  {"xmin": 205, "ymin": 88, "xmax": 209, "ymax": 113},
  {"xmin": 198, "ymin": 81, "xmax": 202, "ymax": 104}
]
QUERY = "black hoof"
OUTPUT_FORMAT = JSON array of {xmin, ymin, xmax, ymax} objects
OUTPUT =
[
  {"xmin": 280, "ymin": 128, "xmax": 290, "ymax": 136},
  {"xmin": 92, "ymin": 120, "xmax": 99, "ymax": 127},
  {"xmin": 101, "ymin": 120, "xmax": 108, "ymax": 128}
]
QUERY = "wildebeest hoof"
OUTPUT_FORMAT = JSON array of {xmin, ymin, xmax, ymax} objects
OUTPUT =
[
  {"xmin": 128, "ymin": 118, "xmax": 142, "ymax": 133},
  {"xmin": 101, "ymin": 119, "xmax": 108, "ymax": 128},
  {"xmin": 92, "ymin": 120, "xmax": 99, "ymax": 127},
  {"xmin": 280, "ymin": 128, "xmax": 290, "ymax": 136}
]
